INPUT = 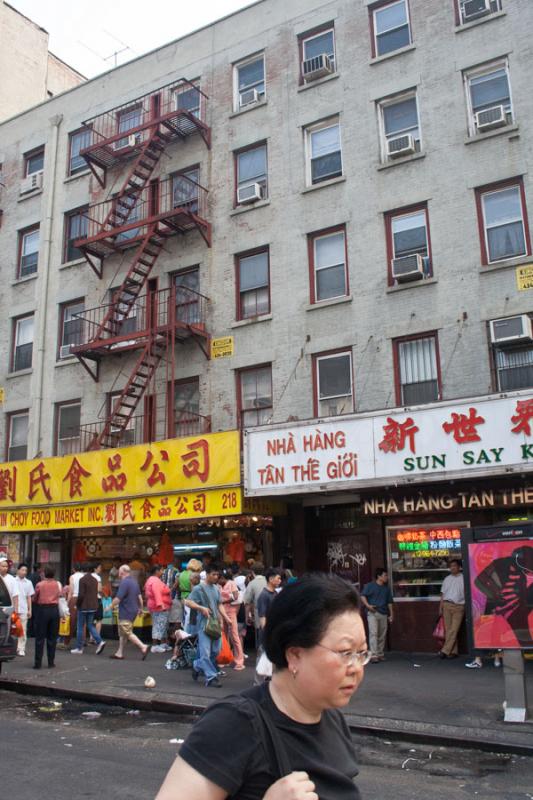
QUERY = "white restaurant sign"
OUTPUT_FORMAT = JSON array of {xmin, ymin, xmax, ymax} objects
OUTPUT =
[{"xmin": 244, "ymin": 391, "xmax": 533, "ymax": 496}]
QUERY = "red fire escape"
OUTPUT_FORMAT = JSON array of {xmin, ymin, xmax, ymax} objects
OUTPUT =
[{"xmin": 70, "ymin": 79, "xmax": 211, "ymax": 450}]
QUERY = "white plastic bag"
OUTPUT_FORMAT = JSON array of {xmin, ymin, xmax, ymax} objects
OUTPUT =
[{"xmin": 256, "ymin": 650, "xmax": 273, "ymax": 678}]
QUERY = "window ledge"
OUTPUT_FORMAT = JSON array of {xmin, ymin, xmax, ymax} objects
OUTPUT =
[
  {"xmin": 231, "ymin": 313, "xmax": 272, "ymax": 328},
  {"xmin": 302, "ymin": 175, "xmax": 346, "ymax": 194},
  {"xmin": 464, "ymin": 124, "xmax": 519, "ymax": 145},
  {"xmin": 55, "ymin": 357, "xmax": 78, "ymax": 367},
  {"xmin": 377, "ymin": 151, "xmax": 426, "ymax": 171},
  {"xmin": 64, "ymin": 170, "xmax": 91, "ymax": 184},
  {"xmin": 455, "ymin": 10, "xmax": 506, "ymax": 33},
  {"xmin": 6, "ymin": 368, "xmax": 33, "ymax": 379},
  {"xmin": 230, "ymin": 100, "xmax": 267, "ymax": 118},
  {"xmin": 480, "ymin": 255, "xmax": 533, "ymax": 275},
  {"xmin": 370, "ymin": 43, "xmax": 416, "ymax": 66},
  {"xmin": 305, "ymin": 294, "xmax": 352, "ymax": 311},
  {"xmin": 230, "ymin": 198, "xmax": 270, "ymax": 216},
  {"xmin": 386, "ymin": 277, "xmax": 437, "ymax": 294},
  {"xmin": 17, "ymin": 188, "xmax": 43, "ymax": 203},
  {"xmin": 297, "ymin": 73, "xmax": 340, "ymax": 93},
  {"xmin": 12, "ymin": 274, "xmax": 38, "ymax": 286},
  {"xmin": 59, "ymin": 257, "xmax": 86, "ymax": 270}
]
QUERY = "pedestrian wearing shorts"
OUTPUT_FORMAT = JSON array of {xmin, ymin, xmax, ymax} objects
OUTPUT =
[{"xmin": 110, "ymin": 565, "xmax": 149, "ymax": 660}]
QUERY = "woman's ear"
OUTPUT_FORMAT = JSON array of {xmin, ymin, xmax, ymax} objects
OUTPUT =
[{"xmin": 285, "ymin": 645, "xmax": 303, "ymax": 672}]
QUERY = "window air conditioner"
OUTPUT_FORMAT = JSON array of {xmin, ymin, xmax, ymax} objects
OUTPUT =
[
  {"xmin": 20, "ymin": 171, "xmax": 43, "ymax": 194},
  {"xmin": 387, "ymin": 134, "xmax": 416, "ymax": 159},
  {"xmin": 237, "ymin": 182, "xmax": 263, "ymax": 204},
  {"xmin": 391, "ymin": 254, "xmax": 425, "ymax": 283},
  {"xmin": 60, "ymin": 344, "xmax": 73, "ymax": 359},
  {"xmin": 490, "ymin": 315, "xmax": 533, "ymax": 345},
  {"xmin": 462, "ymin": 0, "xmax": 491, "ymax": 21},
  {"xmin": 127, "ymin": 133, "xmax": 141, "ymax": 148},
  {"xmin": 239, "ymin": 88, "xmax": 260, "ymax": 108},
  {"xmin": 475, "ymin": 105, "xmax": 506, "ymax": 132},
  {"xmin": 302, "ymin": 53, "xmax": 333, "ymax": 82}
]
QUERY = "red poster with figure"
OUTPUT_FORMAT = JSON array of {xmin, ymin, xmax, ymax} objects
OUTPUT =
[{"xmin": 468, "ymin": 539, "xmax": 533, "ymax": 649}]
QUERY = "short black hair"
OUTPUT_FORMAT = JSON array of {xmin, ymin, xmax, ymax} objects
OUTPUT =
[
  {"xmin": 265, "ymin": 568, "xmax": 281, "ymax": 582},
  {"xmin": 264, "ymin": 573, "xmax": 361, "ymax": 670},
  {"xmin": 149, "ymin": 564, "xmax": 163, "ymax": 575},
  {"xmin": 205, "ymin": 562, "xmax": 220, "ymax": 575},
  {"xmin": 44, "ymin": 565, "xmax": 55, "ymax": 579},
  {"xmin": 449, "ymin": 559, "xmax": 462, "ymax": 568},
  {"xmin": 375, "ymin": 568, "xmax": 387, "ymax": 579},
  {"xmin": 18, "ymin": 563, "xmax": 29, "ymax": 570}
]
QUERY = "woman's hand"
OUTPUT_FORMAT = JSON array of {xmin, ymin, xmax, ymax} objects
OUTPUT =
[
  {"xmin": 263, "ymin": 772, "xmax": 318, "ymax": 800},
  {"xmin": 200, "ymin": 606, "xmax": 210, "ymax": 618}
]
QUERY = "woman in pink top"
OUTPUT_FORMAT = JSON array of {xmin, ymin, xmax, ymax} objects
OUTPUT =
[
  {"xmin": 145, "ymin": 565, "xmax": 172, "ymax": 653},
  {"xmin": 33, "ymin": 565, "xmax": 62, "ymax": 670},
  {"xmin": 219, "ymin": 570, "xmax": 245, "ymax": 670}
]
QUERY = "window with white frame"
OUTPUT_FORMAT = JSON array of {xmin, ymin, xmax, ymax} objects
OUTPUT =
[
  {"xmin": 175, "ymin": 83, "xmax": 201, "ymax": 118},
  {"xmin": 373, "ymin": 0, "xmax": 411, "ymax": 57},
  {"xmin": 311, "ymin": 228, "xmax": 347, "ymax": 302},
  {"xmin": 396, "ymin": 335, "xmax": 440, "ymax": 405},
  {"xmin": 7, "ymin": 412, "xmax": 29, "ymax": 461},
  {"xmin": 380, "ymin": 93, "xmax": 420, "ymax": 160},
  {"xmin": 235, "ymin": 54, "xmax": 265, "ymax": 110},
  {"xmin": 480, "ymin": 184, "xmax": 528, "ymax": 263},
  {"xmin": 237, "ymin": 249, "xmax": 270, "ymax": 319},
  {"xmin": 12, "ymin": 315, "xmax": 34, "ymax": 372},
  {"xmin": 458, "ymin": 0, "xmax": 502, "ymax": 26},
  {"xmin": 306, "ymin": 119, "xmax": 342, "ymax": 185},
  {"xmin": 56, "ymin": 402, "xmax": 81, "ymax": 456},
  {"xmin": 315, "ymin": 352, "xmax": 353, "ymax": 417},
  {"xmin": 60, "ymin": 300, "xmax": 85, "ymax": 358},
  {"xmin": 65, "ymin": 208, "xmax": 88, "ymax": 263},
  {"xmin": 69, "ymin": 129, "xmax": 91, "ymax": 175},
  {"xmin": 236, "ymin": 143, "xmax": 268, "ymax": 202},
  {"xmin": 301, "ymin": 27, "xmax": 336, "ymax": 79},
  {"xmin": 109, "ymin": 391, "xmax": 136, "ymax": 446},
  {"xmin": 239, "ymin": 366, "xmax": 272, "ymax": 427},
  {"xmin": 19, "ymin": 227, "xmax": 40, "ymax": 278},
  {"xmin": 173, "ymin": 167, "xmax": 199, "ymax": 212},
  {"xmin": 116, "ymin": 106, "xmax": 142, "ymax": 149},
  {"xmin": 24, "ymin": 148, "xmax": 44, "ymax": 177},
  {"xmin": 465, "ymin": 60, "xmax": 513, "ymax": 135},
  {"xmin": 388, "ymin": 207, "xmax": 431, "ymax": 280}
]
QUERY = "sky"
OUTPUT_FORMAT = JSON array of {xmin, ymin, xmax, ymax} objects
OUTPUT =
[{"xmin": 9, "ymin": 0, "xmax": 256, "ymax": 78}]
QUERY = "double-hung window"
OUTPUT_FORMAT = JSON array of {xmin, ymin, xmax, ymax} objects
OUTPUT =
[
  {"xmin": 314, "ymin": 352, "xmax": 353, "ymax": 417},
  {"xmin": 494, "ymin": 342, "xmax": 533, "ymax": 392},
  {"xmin": 394, "ymin": 334, "xmax": 440, "ymax": 405},
  {"xmin": 7, "ymin": 412, "xmax": 29, "ymax": 461},
  {"xmin": 55, "ymin": 402, "xmax": 81, "ymax": 456},
  {"xmin": 237, "ymin": 248, "xmax": 270, "ymax": 320},
  {"xmin": 306, "ymin": 119, "xmax": 342, "ymax": 185},
  {"xmin": 24, "ymin": 148, "xmax": 44, "ymax": 177},
  {"xmin": 12, "ymin": 315, "xmax": 34, "ymax": 372},
  {"xmin": 108, "ymin": 391, "xmax": 137, "ymax": 446},
  {"xmin": 64, "ymin": 207, "xmax": 88, "ymax": 263},
  {"xmin": 175, "ymin": 82, "xmax": 201, "ymax": 118},
  {"xmin": 372, "ymin": 0, "xmax": 412, "ymax": 58},
  {"xmin": 173, "ymin": 167, "xmax": 200, "ymax": 213},
  {"xmin": 386, "ymin": 205, "xmax": 431, "ymax": 283},
  {"xmin": 174, "ymin": 268, "xmax": 201, "ymax": 325},
  {"xmin": 379, "ymin": 92, "xmax": 420, "ymax": 161},
  {"xmin": 174, "ymin": 378, "xmax": 201, "ymax": 436},
  {"xmin": 116, "ymin": 105, "xmax": 142, "ymax": 149},
  {"xmin": 68, "ymin": 129, "xmax": 91, "ymax": 176},
  {"xmin": 59, "ymin": 300, "xmax": 85, "ymax": 359},
  {"xmin": 236, "ymin": 143, "xmax": 268, "ymax": 203},
  {"xmin": 18, "ymin": 226, "xmax": 40, "ymax": 278},
  {"xmin": 309, "ymin": 226, "xmax": 348, "ymax": 302},
  {"xmin": 300, "ymin": 26, "xmax": 336, "ymax": 81},
  {"xmin": 239, "ymin": 366, "xmax": 273, "ymax": 427},
  {"xmin": 476, "ymin": 179, "xmax": 530, "ymax": 264},
  {"xmin": 235, "ymin": 54, "xmax": 265, "ymax": 110},
  {"xmin": 465, "ymin": 60, "xmax": 513, "ymax": 135}
]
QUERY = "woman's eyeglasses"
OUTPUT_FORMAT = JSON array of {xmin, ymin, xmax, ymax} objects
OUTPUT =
[{"xmin": 316, "ymin": 644, "xmax": 371, "ymax": 667}]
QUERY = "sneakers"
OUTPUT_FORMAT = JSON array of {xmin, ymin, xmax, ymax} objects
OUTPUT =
[
  {"xmin": 150, "ymin": 644, "xmax": 166, "ymax": 653},
  {"xmin": 95, "ymin": 641, "xmax": 106, "ymax": 655},
  {"xmin": 494, "ymin": 657, "xmax": 502, "ymax": 668},
  {"xmin": 70, "ymin": 648, "xmax": 83, "ymax": 654},
  {"xmin": 465, "ymin": 660, "xmax": 482, "ymax": 668},
  {"xmin": 206, "ymin": 676, "xmax": 222, "ymax": 688},
  {"xmin": 17, "ymin": 651, "xmax": 25, "ymax": 657},
  {"xmin": 161, "ymin": 644, "xmax": 173, "ymax": 652}
]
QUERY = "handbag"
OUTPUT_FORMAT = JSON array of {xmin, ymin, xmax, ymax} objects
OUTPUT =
[
  {"xmin": 200, "ymin": 588, "xmax": 222, "ymax": 640},
  {"xmin": 247, "ymin": 697, "xmax": 292, "ymax": 779},
  {"xmin": 432, "ymin": 614, "xmax": 446, "ymax": 644}
]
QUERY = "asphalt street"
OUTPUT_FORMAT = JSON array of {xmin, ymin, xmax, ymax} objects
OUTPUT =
[{"xmin": 1, "ymin": 690, "xmax": 533, "ymax": 800}]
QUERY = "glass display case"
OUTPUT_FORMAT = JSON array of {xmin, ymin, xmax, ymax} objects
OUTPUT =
[{"xmin": 387, "ymin": 522, "xmax": 468, "ymax": 600}]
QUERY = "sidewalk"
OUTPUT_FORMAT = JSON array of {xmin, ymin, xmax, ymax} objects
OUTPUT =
[{"xmin": 2, "ymin": 646, "xmax": 533, "ymax": 753}]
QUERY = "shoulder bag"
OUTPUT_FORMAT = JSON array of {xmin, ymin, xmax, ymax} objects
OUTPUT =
[
  {"xmin": 200, "ymin": 587, "xmax": 222, "ymax": 640},
  {"xmin": 247, "ymin": 697, "xmax": 292, "ymax": 779}
]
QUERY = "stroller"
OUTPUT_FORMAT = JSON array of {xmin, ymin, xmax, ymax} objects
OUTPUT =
[{"xmin": 165, "ymin": 630, "xmax": 198, "ymax": 670}]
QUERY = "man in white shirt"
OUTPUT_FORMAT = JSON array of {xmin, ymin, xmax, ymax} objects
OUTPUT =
[
  {"xmin": 439, "ymin": 559, "xmax": 465, "ymax": 659},
  {"xmin": 0, "ymin": 556, "xmax": 19, "ymax": 613},
  {"xmin": 65, "ymin": 563, "xmax": 84, "ymax": 645},
  {"xmin": 15, "ymin": 563, "xmax": 35, "ymax": 656}
]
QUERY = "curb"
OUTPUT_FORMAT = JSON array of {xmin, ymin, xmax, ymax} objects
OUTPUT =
[{"xmin": 2, "ymin": 676, "xmax": 533, "ymax": 756}]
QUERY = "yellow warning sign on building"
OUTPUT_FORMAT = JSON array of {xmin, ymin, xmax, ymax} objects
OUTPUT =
[
  {"xmin": 516, "ymin": 265, "xmax": 533, "ymax": 291},
  {"xmin": 211, "ymin": 336, "xmax": 234, "ymax": 359}
]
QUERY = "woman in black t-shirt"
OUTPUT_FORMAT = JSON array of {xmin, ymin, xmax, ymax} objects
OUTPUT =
[{"xmin": 155, "ymin": 574, "xmax": 369, "ymax": 800}]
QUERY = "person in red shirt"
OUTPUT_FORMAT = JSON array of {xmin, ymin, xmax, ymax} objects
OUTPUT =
[
  {"xmin": 145, "ymin": 564, "xmax": 172, "ymax": 653},
  {"xmin": 33, "ymin": 565, "xmax": 62, "ymax": 669}
]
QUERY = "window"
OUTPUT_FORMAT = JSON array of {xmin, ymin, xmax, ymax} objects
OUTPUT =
[
  {"xmin": 55, "ymin": 402, "xmax": 81, "ymax": 456},
  {"xmin": 465, "ymin": 60, "xmax": 513, "ymax": 135},
  {"xmin": 235, "ymin": 143, "xmax": 268, "ymax": 203},
  {"xmin": 236, "ymin": 248, "xmax": 270, "ymax": 320},
  {"xmin": 300, "ymin": 25, "xmax": 336, "ymax": 81},
  {"xmin": 385, "ymin": 204, "xmax": 431, "ymax": 283},
  {"xmin": 394, "ymin": 334, "xmax": 440, "ymax": 405},
  {"xmin": 476, "ymin": 179, "xmax": 530, "ymax": 264},
  {"xmin": 174, "ymin": 268, "xmax": 201, "ymax": 324},
  {"xmin": 309, "ymin": 226, "xmax": 348, "ymax": 302},
  {"xmin": 108, "ymin": 391, "xmax": 136, "ymax": 446},
  {"xmin": 174, "ymin": 378, "xmax": 201, "ymax": 436},
  {"xmin": 457, "ymin": 0, "xmax": 502, "ymax": 26},
  {"xmin": 68, "ymin": 129, "xmax": 91, "ymax": 175},
  {"xmin": 494, "ymin": 344, "xmax": 533, "ymax": 391},
  {"xmin": 59, "ymin": 300, "xmax": 84, "ymax": 358},
  {"xmin": 24, "ymin": 148, "xmax": 44, "ymax": 177},
  {"xmin": 107, "ymin": 286, "xmax": 139, "ymax": 336},
  {"xmin": 314, "ymin": 351, "xmax": 353, "ymax": 417},
  {"xmin": 173, "ymin": 167, "xmax": 199, "ymax": 213},
  {"xmin": 12, "ymin": 315, "xmax": 34, "ymax": 372},
  {"xmin": 18, "ymin": 226, "xmax": 40, "ymax": 278},
  {"xmin": 175, "ymin": 83, "xmax": 201, "ymax": 118},
  {"xmin": 64, "ymin": 207, "xmax": 88, "ymax": 262},
  {"xmin": 115, "ymin": 196, "xmax": 141, "ymax": 243},
  {"xmin": 234, "ymin": 54, "xmax": 265, "ymax": 110},
  {"xmin": 379, "ymin": 92, "xmax": 420, "ymax": 160},
  {"xmin": 238, "ymin": 366, "xmax": 273, "ymax": 427},
  {"xmin": 306, "ymin": 119, "xmax": 342, "ymax": 185},
  {"xmin": 116, "ymin": 106, "xmax": 142, "ymax": 149},
  {"xmin": 7, "ymin": 412, "xmax": 29, "ymax": 461},
  {"xmin": 371, "ymin": 0, "xmax": 411, "ymax": 58}
]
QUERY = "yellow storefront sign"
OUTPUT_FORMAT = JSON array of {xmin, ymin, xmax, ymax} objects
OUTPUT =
[
  {"xmin": 0, "ymin": 488, "xmax": 243, "ymax": 532},
  {"xmin": 0, "ymin": 431, "xmax": 239, "ymax": 509},
  {"xmin": 516, "ymin": 264, "xmax": 533, "ymax": 291},
  {"xmin": 211, "ymin": 336, "xmax": 234, "ymax": 359}
]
